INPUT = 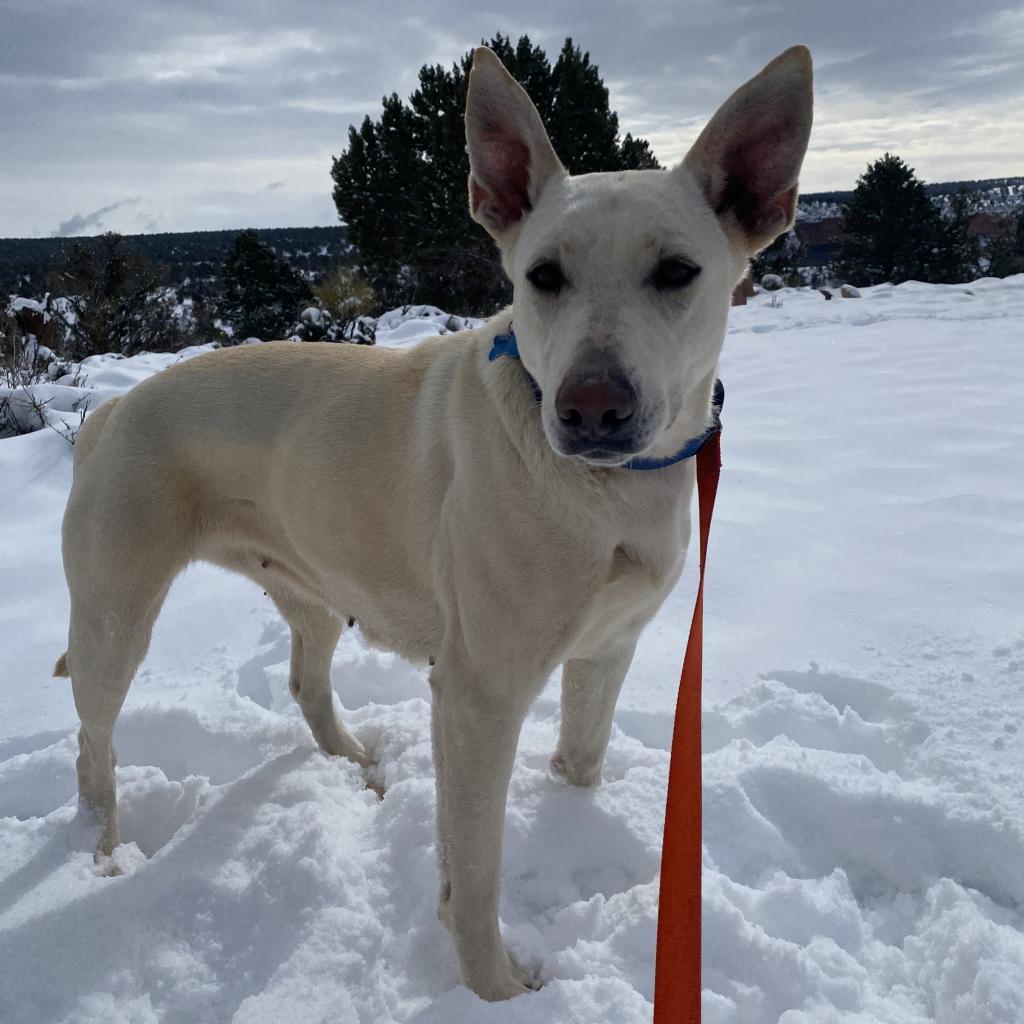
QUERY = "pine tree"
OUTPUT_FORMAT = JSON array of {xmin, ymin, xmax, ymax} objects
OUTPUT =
[
  {"xmin": 985, "ymin": 205, "xmax": 1024, "ymax": 278},
  {"xmin": 932, "ymin": 189, "xmax": 980, "ymax": 283},
  {"xmin": 547, "ymin": 39, "xmax": 622, "ymax": 173},
  {"xmin": 330, "ymin": 35, "xmax": 661, "ymax": 314},
  {"xmin": 836, "ymin": 154, "xmax": 949, "ymax": 285},
  {"xmin": 219, "ymin": 230, "xmax": 312, "ymax": 340},
  {"xmin": 751, "ymin": 229, "xmax": 807, "ymax": 287},
  {"xmin": 619, "ymin": 133, "xmax": 661, "ymax": 171}
]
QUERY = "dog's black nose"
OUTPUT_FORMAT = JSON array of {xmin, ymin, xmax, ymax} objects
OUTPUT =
[{"xmin": 555, "ymin": 375, "xmax": 637, "ymax": 440}]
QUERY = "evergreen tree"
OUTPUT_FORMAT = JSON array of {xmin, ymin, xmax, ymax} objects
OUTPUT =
[
  {"xmin": 933, "ymin": 189, "xmax": 980, "ymax": 283},
  {"xmin": 836, "ymin": 154, "xmax": 950, "ymax": 285},
  {"xmin": 331, "ymin": 35, "xmax": 661, "ymax": 314},
  {"xmin": 219, "ymin": 230, "xmax": 312, "ymax": 340},
  {"xmin": 751, "ymin": 229, "xmax": 807, "ymax": 287},
  {"xmin": 546, "ymin": 39, "xmax": 622, "ymax": 173},
  {"xmin": 985, "ymin": 205, "xmax": 1024, "ymax": 278},
  {"xmin": 619, "ymin": 133, "xmax": 661, "ymax": 171}
]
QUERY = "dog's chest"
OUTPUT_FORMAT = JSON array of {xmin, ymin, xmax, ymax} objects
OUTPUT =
[{"xmin": 569, "ymin": 523, "xmax": 687, "ymax": 660}]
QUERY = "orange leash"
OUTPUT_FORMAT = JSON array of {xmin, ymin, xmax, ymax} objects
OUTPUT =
[{"xmin": 654, "ymin": 428, "xmax": 722, "ymax": 1024}]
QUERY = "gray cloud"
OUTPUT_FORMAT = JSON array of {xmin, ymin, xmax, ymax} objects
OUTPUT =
[
  {"xmin": 2, "ymin": 1, "xmax": 1020, "ymax": 238},
  {"xmin": 52, "ymin": 198, "xmax": 141, "ymax": 238}
]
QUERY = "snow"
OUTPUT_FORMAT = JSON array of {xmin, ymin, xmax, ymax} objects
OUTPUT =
[
  {"xmin": 8, "ymin": 296, "xmax": 47, "ymax": 316},
  {"xmin": 374, "ymin": 305, "xmax": 482, "ymax": 345},
  {"xmin": 2, "ymin": 281, "xmax": 1024, "ymax": 1022},
  {"xmin": 796, "ymin": 200, "xmax": 843, "ymax": 222}
]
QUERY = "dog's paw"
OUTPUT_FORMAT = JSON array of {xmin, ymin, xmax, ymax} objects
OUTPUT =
[
  {"xmin": 91, "ymin": 841, "xmax": 146, "ymax": 877},
  {"xmin": 549, "ymin": 751, "xmax": 601, "ymax": 788},
  {"xmin": 510, "ymin": 955, "xmax": 542, "ymax": 994},
  {"xmin": 465, "ymin": 953, "xmax": 540, "ymax": 1001},
  {"xmin": 364, "ymin": 770, "xmax": 385, "ymax": 801}
]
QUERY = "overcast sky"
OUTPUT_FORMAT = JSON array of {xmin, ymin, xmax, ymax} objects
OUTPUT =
[{"xmin": 1, "ymin": 0, "xmax": 1022, "ymax": 239}]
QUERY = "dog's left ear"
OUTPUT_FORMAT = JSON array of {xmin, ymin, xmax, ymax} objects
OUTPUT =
[
  {"xmin": 682, "ymin": 46, "xmax": 813, "ymax": 254},
  {"xmin": 465, "ymin": 46, "xmax": 566, "ymax": 244}
]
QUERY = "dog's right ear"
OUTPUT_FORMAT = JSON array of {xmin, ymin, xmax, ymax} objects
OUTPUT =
[
  {"xmin": 465, "ymin": 47, "xmax": 566, "ymax": 244},
  {"xmin": 681, "ymin": 46, "xmax": 813, "ymax": 254}
]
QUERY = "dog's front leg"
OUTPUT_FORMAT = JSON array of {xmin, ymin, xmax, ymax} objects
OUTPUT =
[
  {"xmin": 430, "ymin": 652, "xmax": 538, "ymax": 1001},
  {"xmin": 551, "ymin": 638, "xmax": 639, "ymax": 787}
]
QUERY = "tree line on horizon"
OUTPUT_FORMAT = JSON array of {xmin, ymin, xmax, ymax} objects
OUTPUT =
[
  {"xmin": 4, "ymin": 34, "xmax": 1024, "ymax": 365},
  {"xmin": 0, "ymin": 226, "xmax": 352, "ymax": 305},
  {"xmin": 0, "ymin": 229, "xmax": 378, "ymax": 362},
  {"xmin": 756, "ymin": 154, "xmax": 1024, "ymax": 288}
]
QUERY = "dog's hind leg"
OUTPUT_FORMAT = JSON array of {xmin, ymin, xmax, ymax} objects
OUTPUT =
[
  {"xmin": 69, "ymin": 633, "xmax": 139, "ymax": 859},
  {"xmin": 64, "ymin": 509, "xmax": 187, "ymax": 858},
  {"xmin": 270, "ymin": 590, "xmax": 369, "ymax": 767}
]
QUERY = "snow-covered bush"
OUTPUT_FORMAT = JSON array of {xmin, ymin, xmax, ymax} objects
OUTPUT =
[
  {"xmin": 2, "ymin": 296, "xmax": 60, "ymax": 388},
  {"xmin": 1, "ymin": 297, "xmax": 88, "ymax": 439}
]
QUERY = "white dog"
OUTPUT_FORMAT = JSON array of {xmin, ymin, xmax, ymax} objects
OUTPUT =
[{"xmin": 58, "ymin": 45, "xmax": 812, "ymax": 1000}]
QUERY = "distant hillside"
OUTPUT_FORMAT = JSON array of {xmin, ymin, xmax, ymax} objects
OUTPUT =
[
  {"xmin": 790, "ymin": 176, "xmax": 1023, "ymax": 265},
  {"xmin": 3, "ymin": 175, "xmax": 1021, "ymax": 297},
  {"xmin": 799, "ymin": 176, "xmax": 1024, "ymax": 222},
  {"xmin": 0, "ymin": 226, "xmax": 352, "ymax": 297}
]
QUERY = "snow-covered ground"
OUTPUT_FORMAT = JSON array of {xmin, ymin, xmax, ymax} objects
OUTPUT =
[{"xmin": 2, "ymin": 280, "xmax": 1024, "ymax": 1023}]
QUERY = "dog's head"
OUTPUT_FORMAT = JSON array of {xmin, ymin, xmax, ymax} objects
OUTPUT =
[{"xmin": 466, "ymin": 46, "xmax": 813, "ymax": 464}]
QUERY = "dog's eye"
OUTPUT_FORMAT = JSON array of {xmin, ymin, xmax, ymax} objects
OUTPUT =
[
  {"xmin": 527, "ymin": 261, "xmax": 566, "ymax": 294},
  {"xmin": 650, "ymin": 258, "xmax": 701, "ymax": 291}
]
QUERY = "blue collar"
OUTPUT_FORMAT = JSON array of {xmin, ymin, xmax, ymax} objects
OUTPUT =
[{"xmin": 488, "ymin": 328, "xmax": 723, "ymax": 471}]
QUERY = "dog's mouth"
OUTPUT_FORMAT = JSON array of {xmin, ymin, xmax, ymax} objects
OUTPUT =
[
  {"xmin": 553, "ymin": 436, "xmax": 649, "ymax": 467},
  {"xmin": 577, "ymin": 451, "xmax": 637, "ymax": 468}
]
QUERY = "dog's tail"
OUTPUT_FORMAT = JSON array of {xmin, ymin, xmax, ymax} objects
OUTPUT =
[{"xmin": 53, "ymin": 652, "xmax": 70, "ymax": 678}]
